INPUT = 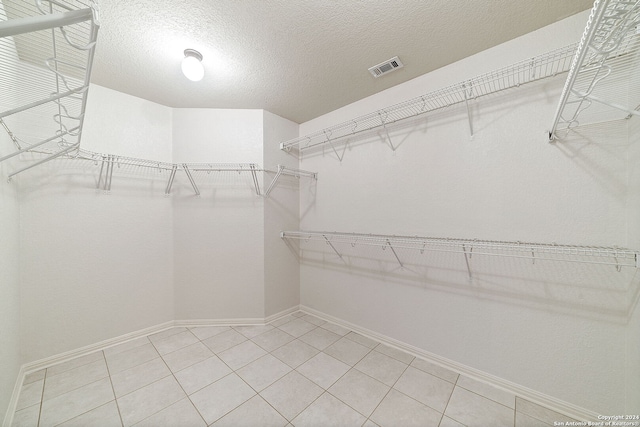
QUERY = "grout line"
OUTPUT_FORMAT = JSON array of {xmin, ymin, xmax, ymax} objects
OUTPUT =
[
  {"xmin": 102, "ymin": 350, "xmax": 125, "ymax": 427},
  {"xmin": 439, "ymin": 374, "xmax": 461, "ymax": 427},
  {"xmin": 36, "ymin": 370, "xmax": 46, "ymax": 427}
]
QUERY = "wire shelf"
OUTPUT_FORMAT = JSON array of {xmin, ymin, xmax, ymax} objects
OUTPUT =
[
  {"xmin": 549, "ymin": 0, "xmax": 640, "ymax": 140},
  {"xmin": 281, "ymin": 230, "xmax": 639, "ymax": 269},
  {"xmin": 0, "ymin": 0, "xmax": 99, "ymax": 174},
  {"xmin": 280, "ymin": 44, "xmax": 577, "ymax": 153}
]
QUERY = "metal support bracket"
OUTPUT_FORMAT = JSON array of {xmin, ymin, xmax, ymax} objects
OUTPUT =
[
  {"xmin": 378, "ymin": 112, "xmax": 397, "ymax": 152},
  {"xmin": 249, "ymin": 164, "xmax": 261, "ymax": 195},
  {"xmin": 386, "ymin": 239, "xmax": 404, "ymax": 268},
  {"xmin": 462, "ymin": 244, "xmax": 472, "ymax": 278},
  {"xmin": 264, "ymin": 165, "xmax": 284, "ymax": 197},
  {"xmin": 323, "ymin": 235, "xmax": 345, "ymax": 262},
  {"xmin": 462, "ymin": 83, "xmax": 474, "ymax": 137},
  {"xmin": 0, "ymin": 127, "xmax": 78, "ymax": 163},
  {"xmin": 0, "ymin": 8, "xmax": 93, "ymax": 38},
  {"xmin": 182, "ymin": 164, "xmax": 200, "ymax": 196},
  {"xmin": 165, "ymin": 165, "xmax": 178, "ymax": 195}
]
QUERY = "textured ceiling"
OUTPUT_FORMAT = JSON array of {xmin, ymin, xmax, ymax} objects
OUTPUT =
[{"xmin": 90, "ymin": 0, "xmax": 594, "ymax": 123}]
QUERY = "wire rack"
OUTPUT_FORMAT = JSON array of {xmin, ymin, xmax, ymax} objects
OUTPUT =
[
  {"xmin": 0, "ymin": 0, "xmax": 99, "ymax": 174},
  {"xmin": 280, "ymin": 44, "xmax": 577, "ymax": 153},
  {"xmin": 281, "ymin": 230, "xmax": 639, "ymax": 270},
  {"xmin": 264, "ymin": 165, "xmax": 318, "ymax": 197},
  {"xmin": 549, "ymin": 0, "xmax": 640, "ymax": 140}
]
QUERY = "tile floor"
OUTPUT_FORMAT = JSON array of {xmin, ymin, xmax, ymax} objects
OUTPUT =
[{"xmin": 11, "ymin": 312, "xmax": 578, "ymax": 427}]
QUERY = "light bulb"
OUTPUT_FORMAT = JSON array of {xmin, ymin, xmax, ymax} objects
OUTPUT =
[{"xmin": 182, "ymin": 49, "xmax": 204, "ymax": 81}]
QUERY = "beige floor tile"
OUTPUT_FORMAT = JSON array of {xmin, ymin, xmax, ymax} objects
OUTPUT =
[
  {"xmin": 411, "ymin": 358, "xmax": 459, "ymax": 384},
  {"xmin": 324, "ymin": 338, "xmax": 371, "ymax": 366},
  {"xmin": 439, "ymin": 416, "xmax": 466, "ymax": 427},
  {"xmin": 233, "ymin": 325, "xmax": 275, "ymax": 339},
  {"xmin": 202, "ymin": 329, "xmax": 247, "ymax": 354},
  {"xmin": 362, "ymin": 420, "xmax": 380, "ymax": 427},
  {"xmin": 39, "ymin": 378, "xmax": 114, "ymax": 427},
  {"xmin": 162, "ymin": 342, "xmax": 213, "ymax": 372},
  {"xmin": 116, "ymin": 376, "xmax": 185, "ymax": 427},
  {"xmin": 134, "ymin": 398, "xmax": 206, "ymax": 427},
  {"xmin": 46, "ymin": 352, "xmax": 104, "ymax": 377},
  {"xmin": 299, "ymin": 327, "xmax": 341, "ymax": 350},
  {"xmin": 56, "ymin": 401, "xmax": 122, "ymax": 427},
  {"xmin": 105, "ymin": 343, "xmax": 160, "ymax": 375},
  {"xmin": 328, "ymin": 369, "xmax": 390, "ymax": 417},
  {"xmin": 190, "ymin": 373, "xmax": 256, "ymax": 425},
  {"xmin": 370, "ymin": 389, "xmax": 442, "ymax": 427},
  {"xmin": 270, "ymin": 315, "xmax": 294, "ymax": 327},
  {"xmin": 374, "ymin": 344, "xmax": 415, "ymax": 364},
  {"xmin": 457, "ymin": 375, "xmax": 515, "ymax": 409},
  {"xmin": 43, "ymin": 359, "xmax": 109, "ymax": 401},
  {"xmin": 103, "ymin": 337, "xmax": 150, "ymax": 358},
  {"xmin": 344, "ymin": 332, "xmax": 379, "ymax": 348},
  {"xmin": 297, "ymin": 352, "xmax": 350, "ymax": 389},
  {"xmin": 515, "ymin": 398, "xmax": 576, "ymax": 425},
  {"xmin": 152, "ymin": 331, "xmax": 199, "ymax": 355},
  {"xmin": 393, "ymin": 366, "xmax": 454, "ymax": 413},
  {"xmin": 212, "ymin": 395, "xmax": 288, "ymax": 427},
  {"xmin": 445, "ymin": 387, "xmax": 514, "ymax": 427},
  {"xmin": 148, "ymin": 327, "xmax": 187, "ymax": 343},
  {"xmin": 320, "ymin": 322, "xmax": 351, "ymax": 336},
  {"xmin": 189, "ymin": 326, "xmax": 231, "ymax": 341},
  {"xmin": 515, "ymin": 411, "xmax": 553, "ymax": 427},
  {"xmin": 218, "ymin": 340, "xmax": 267, "ymax": 370},
  {"xmin": 260, "ymin": 371, "xmax": 324, "ymax": 421},
  {"xmin": 251, "ymin": 328, "xmax": 295, "ymax": 352},
  {"xmin": 174, "ymin": 356, "xmax": 232, "ymax": 395},
  {"xmin": 11, "ymin": 403, "xmax": 40, "ymax": 427},
  {"xmin": 300, "ymin": 314, "xmax": 327, "ymax": 326},
  {"xmin": 271, "ymin": 339, "xmax": 320, "ymax": 369},
  {"xmin": 292, "ymin": 392, "xmax": 366, "ymax": 427},
  {"xmin": 236, "ymin": 354, "xmax": 292, "ymax": 392},
  {"xmin": 354, "ymin": 351, "xmax": 408, "ymax": 386},
  {"xmin": 16, "ymin": 380, "xmax": 43, "ymax": 411},
  {"xmin": 110, "ymin": 358, "xmax": 171, "ymax": 398},
  {"xmin": 23, "ymin": 370, "xmax": 45, "ymax": 386},
  {"xmin": 277, "ymin": 319, "xmax": 317, "ymax": 338}
]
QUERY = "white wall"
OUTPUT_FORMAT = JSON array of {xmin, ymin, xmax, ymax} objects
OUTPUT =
[
  {"xmin": 0, "ymin": 121, "xmax": 21, "ymax": 424},
  {"xmin": 19, "ymin": 86, "xmax": 175, "ymax": 363},
  {"xmin": 298, "ymin": 10, "xmax": 634, "ymax": 414},
  {"xmin": 172, "ymin": 109, "xmax": 266, "ymax": 319},
  {"xmin": 263, "ymin": 111, "xmax": 300, "ymax": 316},
  {"xmin": 626, "ymin": 115, "xmax": 640, "ymax": 413}
]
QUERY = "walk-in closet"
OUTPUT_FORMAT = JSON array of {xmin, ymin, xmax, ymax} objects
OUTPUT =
[{"xmin": 1, "ymin": 0, "xmax": 639, "ymax": 426}]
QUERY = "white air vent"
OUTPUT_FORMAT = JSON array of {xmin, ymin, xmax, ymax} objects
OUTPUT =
[{"xmin": 368, "ymin": 56, "xmax": 404, "ymax": 78}]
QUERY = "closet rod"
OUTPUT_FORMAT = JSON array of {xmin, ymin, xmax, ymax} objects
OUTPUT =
[
  {"xmin": 0, "ymin": 8, "xmax": 92, "ymax": 38},
  {"xmin": 281, "ymin": 231, "xmax": 639, "ymax": 269}
]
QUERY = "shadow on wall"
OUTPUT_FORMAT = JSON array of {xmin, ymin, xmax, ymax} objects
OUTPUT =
[{"xmin": 286, "ymin": 237, "xmax": 640, "ymax": 326}]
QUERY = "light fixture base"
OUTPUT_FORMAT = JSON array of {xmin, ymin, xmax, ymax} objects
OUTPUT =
[{"xmin": 184, "ymin": 49, "xmax": 203, "ymax": 62}]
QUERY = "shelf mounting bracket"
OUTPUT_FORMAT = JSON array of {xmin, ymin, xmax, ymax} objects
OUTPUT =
[
  {"xmin": 182, "ymin": 164, "xmax": 200, "ymax": 196},
  {"xmin": 462, "ymin": 83, "xmax": 474, "ymax": 137},
  {"xmin": 165, "ymin": 165, "xmax": 178, "ymax": 195}
]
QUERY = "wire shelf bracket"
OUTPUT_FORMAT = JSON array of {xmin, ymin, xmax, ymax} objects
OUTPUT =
[
  {"xmin": 548, "ymin": 0, "xmax": 640, "ymax": 141},
  {"xmin": 280, "ymin": 44, "xmax": 577, "ymax": 155},
  {"xmin": 281, "ymin": 230, "xmax": 640, "ymax": 273},
  {"xmin": 264, "ymin": 165, "xmax": 318, "ymax": 197}
]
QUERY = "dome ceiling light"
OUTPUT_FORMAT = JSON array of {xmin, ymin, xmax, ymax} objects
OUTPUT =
[{"xmin": 181, "ymin": 49, "xmax": 204, "ymax": 82}]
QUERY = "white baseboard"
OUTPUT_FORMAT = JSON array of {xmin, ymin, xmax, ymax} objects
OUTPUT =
[
  {"xmin": 300, "ymin": 304, "xmax": 600, "ymax": 423},
  {"xmin": 2, "ymin": 365, "xmax": 25, "ymax": 427}
]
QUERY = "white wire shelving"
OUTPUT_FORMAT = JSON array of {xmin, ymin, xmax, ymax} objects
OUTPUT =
[
  {"xmin": 549, "ymin": 0, "xmax": 640, "ymax": 140},
  {"xmin": 281, "ymin": 231, "xmax": 639, "ymax": 274},
  {"xmin": 280, "ymin": 44, "xmax": 577, "ymax": 155},
  {"xmin": 0, "ymin": 0, "xmax": 99, "ymax": 175},
  {"xmin": 57, "ymin": 149, "xmax": 316, "ymax": 197}
]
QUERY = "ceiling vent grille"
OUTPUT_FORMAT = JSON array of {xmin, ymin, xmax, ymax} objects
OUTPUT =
[{"xmin": 368, "ymin": 56, "xmax": 404, "ymax": 78}]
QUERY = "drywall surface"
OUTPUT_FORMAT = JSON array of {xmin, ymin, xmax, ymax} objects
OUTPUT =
[
  {"xmin": 19, "ymin": 89, "xmax": 175, "ymax": 363},
  {"xmin": 627, "ymin": 116, "xmax": 640, "ymax": 413},
  {"xmin": 82, "ymin": 84, "xmax": 173, "ymax": 162},
  {"xmin": 172, "ymin": 109, "xmax": 266, "ymax": 319},
  {"xmin": 263, "ymin": 111, "xmax": 300, "ymax": 316},
  {"xmin": 297, "ymin": 10, "xmax": 631, "ymax": 414},
  {"xmin": 0, "ymin": 123, "xmax": 21, "ymax": 424}
]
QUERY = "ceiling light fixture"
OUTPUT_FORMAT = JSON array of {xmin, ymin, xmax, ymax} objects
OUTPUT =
[{"xmin": 181, "ymin": 49, "xmax": 204, "ymax": 81}]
